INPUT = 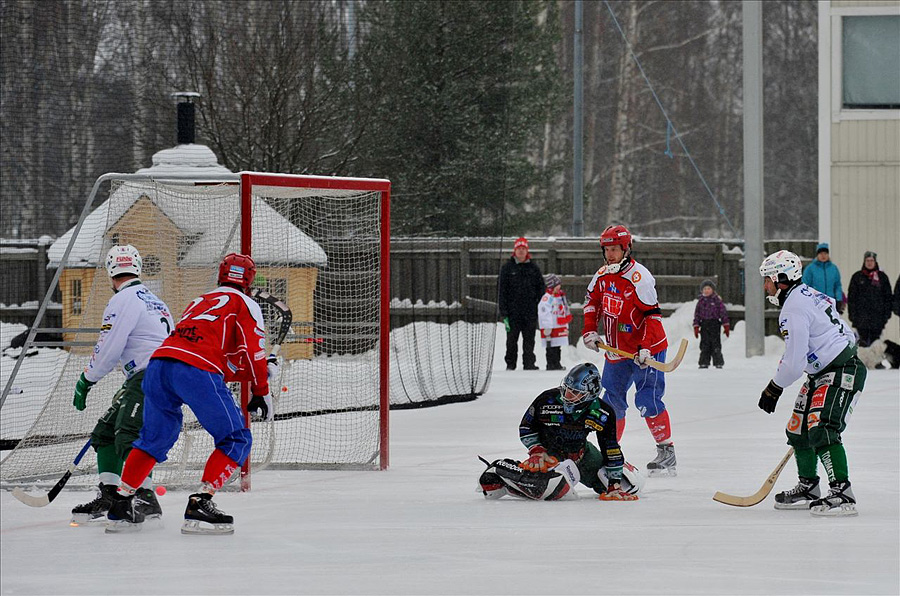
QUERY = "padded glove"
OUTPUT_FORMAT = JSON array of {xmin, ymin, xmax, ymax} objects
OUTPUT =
[
  {"xmin": 519, "ymin": 446, "xmax": 558, "ymax": 473},
  {"xmin": 598, "ymin": 482, "xmax": 639, "ymax": 501},
  {"xmin": 693, "ymin": 325, "xmax": 699, "ymax": 339},
  {"xmin": 503, "ymin": 317, "xmax": 510, "ymax": 333},
  {"xmin": 723, "ymin": 323, "xmax": 730, "ymax": 338},
  {"xmin": 248, "ymin": 393, "xmax": 274, "ymax": 421},
  {"xmin": 758, "ymin": 380, "xmax": 783, "ymax": 414},
  {"xmin": 72, "ymin": 373, "xmax": 95, "ymax": 411},
  {"xmin": 266, "ymin": 354, "xmax": 280, "ymax": 381},
  {"xmin": 582, "ymin": 331, "xmax": 601, "ymax": 352},
  {"xmin": 633, "ymin": 348, "xmax": 652, "ymax": 369}
]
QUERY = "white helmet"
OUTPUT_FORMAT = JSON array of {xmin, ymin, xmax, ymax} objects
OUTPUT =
[
  {"xmin": 759, "ymin": 250, "xmax": 802, "ymax": 306},
  {"xmin": 106, "ymin": 245, "xmax": 142, "ymax": 278}
]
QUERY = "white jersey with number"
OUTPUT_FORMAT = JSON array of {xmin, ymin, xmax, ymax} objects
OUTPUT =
[
  {"xmin": 774, "ymin": 283, "xmax": 856, "ymax": 388},
  {"xmin": 84, "ymin": 280, "xmax": 174, "ymax": 383}
]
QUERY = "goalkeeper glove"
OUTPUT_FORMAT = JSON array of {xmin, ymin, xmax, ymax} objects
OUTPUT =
[
  {"xmin": 598, "ymin": 482, "xmax": 639, "ymax": 501},
  {"xmin": 758, "ymin": 380, "xmax": 782, "ymax": 414},
  {"xmin": 520, "ymin": 446, "xmax": 558, "ymax": 473},
  {"xmin": 248, "ymin": 393, "xmax": 274, "ymax": 421},
  {"xmin": 72, "ymin": 373, "xmax": 95, "ymax": 411}
]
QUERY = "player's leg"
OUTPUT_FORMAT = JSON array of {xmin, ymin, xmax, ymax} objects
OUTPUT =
[
  {"xmin": 777, "ymin": 379, "xmax": 821, "ymax": 509},
  {"xmin": 807, "ymin": 357, "xmax": 866, "ymax": 517},
  {"xmin": 521, "ymin": 319, "xmax": 538, "ymax": 370},
  {"xmin": 71, "ymin": 393, "xmax": 124, "ymax": 523},
  {"xmin": 633, "ymin": 357, "xmax": 676, "ymax": 476},
  {"xmin": 112, "ymin": 371, "xmax": 162, "ymax": 519},
  {"xmin": 179, "ymin": 369, "xmax": 253, "ymax": 534},
  {"xmin": 600, "ymin": 360, "xmax": 633, "ymax": 441}
]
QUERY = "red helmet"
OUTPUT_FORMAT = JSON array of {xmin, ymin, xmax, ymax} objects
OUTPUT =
[
  {"xmin": 599, "ymin": 225, "xmax": 632, "ymax": 250},
  {"xmin": 218, "ymin": 253, "xmax": 256, "ymax": 291}
]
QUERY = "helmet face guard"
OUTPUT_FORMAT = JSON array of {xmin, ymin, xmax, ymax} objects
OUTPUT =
[
  {"xmin": 759, "ymin": 250, "xmax": 802, "ymax": 306},
  {"xmin": 560, "ymin": 363, "xmax": 600, "ymax": 413}
]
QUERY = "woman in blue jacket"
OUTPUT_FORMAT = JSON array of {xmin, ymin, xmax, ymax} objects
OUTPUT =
[{"xmin": 802, "ymin": 243, "xmax": 844, "ymax": 313}]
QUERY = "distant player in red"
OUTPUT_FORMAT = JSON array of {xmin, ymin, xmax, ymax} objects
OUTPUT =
[
  {"xmin": 106, "ymin": 253, "xmax": 276, "ymax": 534},
  {"xmin": 581, "ymin": 225, "xmax": 676, "ymax": 476}
]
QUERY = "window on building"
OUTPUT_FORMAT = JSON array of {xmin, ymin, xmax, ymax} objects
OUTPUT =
[
  {"xmin": 842, "ymin": 16, "xmax": 900, "ymax": 109},
  {"xmin": 71, "ymin": 278, "xmax": 82, "ymax": 315}
]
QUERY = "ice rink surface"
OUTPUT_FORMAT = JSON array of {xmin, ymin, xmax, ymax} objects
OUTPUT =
[{"xmin": 2, "ymin": 313, "xmax": 899, "ymax": 595}]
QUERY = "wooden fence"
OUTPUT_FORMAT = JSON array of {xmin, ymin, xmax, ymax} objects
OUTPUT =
[{"xmin": 1, "ymin": 237, "xmax": 817, "ymax": 337}]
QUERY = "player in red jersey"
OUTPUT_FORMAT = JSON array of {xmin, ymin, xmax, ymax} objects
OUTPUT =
[
  {"xmin": 581, "ymin": 225, "xmax": 676, "ymax": 476},
  {"xmin": 105, "ymin": 253, "xmax": 276, "ymax": 534}
]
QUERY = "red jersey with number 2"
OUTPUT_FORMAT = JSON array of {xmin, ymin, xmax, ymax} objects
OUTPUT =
[
  {"xmin": 582, "ymin": 260, "xmax": 668, "ymax": 361},
  {"xmin": 152, "ymin": 286, "xmax": 270, "ymax": 396}
]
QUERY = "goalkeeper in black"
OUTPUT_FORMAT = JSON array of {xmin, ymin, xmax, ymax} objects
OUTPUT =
[{"xmin": 517, "ymin": 362, "xmax": 641, "ymax": 501}]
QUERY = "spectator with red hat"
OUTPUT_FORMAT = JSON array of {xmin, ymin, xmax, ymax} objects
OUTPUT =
[{"xmin": 498, "ymin": 237, "xmax": 545, "ymax": 370}]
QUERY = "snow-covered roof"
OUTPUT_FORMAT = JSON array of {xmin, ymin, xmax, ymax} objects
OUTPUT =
[{"xmin": 49, "ymin": 145, "xmax": 327, "ymax": 268}]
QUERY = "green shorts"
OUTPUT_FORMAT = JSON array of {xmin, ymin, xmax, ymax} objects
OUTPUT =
[
  {"xmin": 785, "ymin": 353, "xmax": 866, "ymax": 450},
  {"xmin": 90, "ymin": 370, "xmax": 146, "ymax": 460}
]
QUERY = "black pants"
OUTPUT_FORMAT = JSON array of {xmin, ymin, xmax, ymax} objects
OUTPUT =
[
  {"xmin": 855, "ymin": 326, "xmax": 885, "ymax": 348},
  {"xmin": 505, "ymin": 317, "xmax": 537, "ymax": 369},
  {"xmin": 698, "ymin": 320, "xmax": 724, "ymax": 367}
]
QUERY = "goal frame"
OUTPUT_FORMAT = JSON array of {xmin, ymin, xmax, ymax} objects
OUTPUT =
[{"xmin": 238, "ymin": 172, "xmax": 392, "ymax": 483}]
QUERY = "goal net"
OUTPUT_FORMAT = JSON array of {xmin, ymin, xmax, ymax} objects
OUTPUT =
[{"xmin": 0, "ymin": 172, "xmax": 390, "ymax": 490}]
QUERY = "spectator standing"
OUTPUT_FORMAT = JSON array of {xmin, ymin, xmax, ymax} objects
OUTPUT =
[
  {"xmin": 692, "ymin": 279, "xmax": 730, "ymax": 369},
  {"xmin": 537, "ymin": 273, "xmax": 572, "ymax": 371},
  {"xmin": 847, "ymin": 251, "xmax": 893, "ymax": 347},
  {"xmin": 498, "ymin": 237, "xmax": 545, "ymax": 370},
  {"xmin": 802, "ymin": 242, "xmax": 844, "ymax": 313}
]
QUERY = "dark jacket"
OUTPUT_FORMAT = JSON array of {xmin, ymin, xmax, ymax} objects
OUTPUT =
[
  {"xmin": 848, "ymin": 266, "xmax": 893, "ymax": 331},
  {"xmin": 693, "ymin": 293, "xmax": 729, "ymax": 327},
  {"xmin": 498, "ymin": 256, "xmax": 544, "ymax": 322}
]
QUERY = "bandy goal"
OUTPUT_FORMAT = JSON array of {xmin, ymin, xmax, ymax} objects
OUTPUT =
[{"xmin": 0, "ymin": 172, "xmax": 390, "ymax": 491}]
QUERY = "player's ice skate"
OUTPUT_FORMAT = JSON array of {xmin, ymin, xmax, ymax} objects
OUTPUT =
[
  {"xmin": 104, "ymin": 492, "xmax": 145, "ymax": 533},
  {"xmin": 646, "ymin": 443, "xmax": 676, "ymax": 477},
  {"xmin": 181, "ymin": 493, "xmax": 234, "ymax": 535},
  {"xmin": 809, "ymin": 480, "xmax": 858, "ymax": 517},
  {"xmin": 71, "ymin": 483, "xmax": 116, "ymax": 525},
  {"xmin": 134, "ymin": 487, "xmax": 163, "ymax": 520},
  {"xmin": 774, "ymin": 476, "xmax": 820, "ymax": 510}
]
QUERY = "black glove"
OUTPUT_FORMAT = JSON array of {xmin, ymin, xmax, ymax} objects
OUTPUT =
[
  {"xmin": 248, "ymin": 393, "xmax": 273, "ymax": 421},
  {"xmin": 758, "ymin": 380, "xmax": 783, "ymax": 414}
]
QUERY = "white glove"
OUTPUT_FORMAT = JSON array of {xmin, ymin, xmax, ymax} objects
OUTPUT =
[
  {"xmin": 582, "ymin": 331, "xmax": 602, "ymax": 352},
  {"xmin": 266, "ymin": 354, "xmax": 280, "ymax": 381},
  {"xmin": 633, "ymin": 348, "xmax": 652, "ymax": 369},
  {"xmin": 248, "ymin": 393, "xmax": 274, "ymax": 421}
]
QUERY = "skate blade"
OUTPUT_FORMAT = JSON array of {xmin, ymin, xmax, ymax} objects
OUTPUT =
[
  {"xmin": 773, "ymin": 501, "xmax": 814, "ymax": 510},
  {"xmin": 810, "ymin": 503, "xmax": 858, "ymax": 517},
  {"xmin": 181, "ymin": 519, "xmax": 234, "ymax": 535},
  {"xmin": 646, "ymin": 467, "xmax": 677, "ymax": 478},
  {"xmin": 104, "ymin": 519, "xmax": 143, "ymax": 534},
  {"xmin": 70, "ymin": 513, "xmax": 109, "ymax": 526}
]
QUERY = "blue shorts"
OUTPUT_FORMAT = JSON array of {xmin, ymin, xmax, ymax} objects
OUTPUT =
[
  {"xmin": 600, "ymin": 349, "xmax": 667, "ymax": 419},
  {"xmin": 134, "ymin": 359, "xmax": 252, "ymax": 466}
]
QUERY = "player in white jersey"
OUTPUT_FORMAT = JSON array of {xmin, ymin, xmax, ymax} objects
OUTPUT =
[
  {"xmin": 70, "ymin": 245, "xmax": 174, "ymax": 524},
  {"xmin": 757, "ymin": 250, "xmax": 866, "ymax": 517}
]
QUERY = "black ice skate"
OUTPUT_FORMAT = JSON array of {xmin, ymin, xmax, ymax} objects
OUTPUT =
[
  {"xmin": 181, "ymin": 493, "xmax": 234, "ymax": 535},
  {"xmin": 135, "ymin": 487, "xmax": 163, "ymax": 520},
  {"xmin": 646, "ymin": 443, "xmax": 676, "ymax": 477},
  {"xmin": 71, "ymin": 483, "xmax": 116, "ymax": 524},
  {"xmin": 105, "ymin": 492, "xmax": 145, "ymax": 533},
  {"xmin": 809, "ymin": 479, "xmax": 857, "ymax": 517},
  {"xmin": 774, "ymin": 476, "xmax": 820, "ymax": 510}
]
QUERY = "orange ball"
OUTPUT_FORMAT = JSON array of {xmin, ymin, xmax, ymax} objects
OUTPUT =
[{"xmin": 155, "ymin": 485, "xmax": 167, "ymax": 496}]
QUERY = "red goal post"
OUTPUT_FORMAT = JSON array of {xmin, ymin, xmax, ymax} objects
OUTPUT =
[{"xmin": 238, "ymin": 172, "xmax": 391, "ymax": 482}]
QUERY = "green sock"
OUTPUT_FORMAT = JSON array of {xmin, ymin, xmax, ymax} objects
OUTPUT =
[
  {"xmin": 96, "ymin": 444, "xmax": 124, "ymax": 476},
  {"xmin": 794, "ymin": 447, "xmax": 818, "ymax": 479},
  {"xmin": 817, "ymin": 444, "xmax": 849, "ymax": 482}
]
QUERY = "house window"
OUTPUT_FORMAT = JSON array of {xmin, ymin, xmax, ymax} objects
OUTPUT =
[
  {"xmin": 842, "ymin": 16, "xmax": 900, "ymax": 109},
  {"xmin": 71, "ymin": 278, "xmax": 82, "ymax": 315},
  {"xmin": 143, "ymin": 255, "xmax": 161, "ymax": 276}
]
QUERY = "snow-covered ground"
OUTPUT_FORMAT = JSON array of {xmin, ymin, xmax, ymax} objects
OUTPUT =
[{"xmin": 2, "ymin": 306, "xmax": 898, "ymax": 595}]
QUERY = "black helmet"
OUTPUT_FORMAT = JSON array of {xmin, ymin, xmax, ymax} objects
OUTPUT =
[{"xmin": 560, "ymin": 363, "xmax": 601, "ymax": 412}]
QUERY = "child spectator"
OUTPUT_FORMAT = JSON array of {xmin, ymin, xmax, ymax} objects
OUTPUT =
[
  {"xmin": 692, "ymin": 279, "xmax": 730, "ymax": 369},
  {"xmin": 537, "ymin": 273, "xmax": 571, "ymax": 371}
]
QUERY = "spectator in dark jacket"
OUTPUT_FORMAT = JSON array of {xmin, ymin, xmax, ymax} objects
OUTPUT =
[
  {"xmin": 802, "ymin": 242, "xmax": 844, "ymax": 313},
  {"xmin": 692, "ymin": 279, "xmax": 730, "ymax": 369},
  {"xmin": 847, "ymin": 251, "xmax": 893, "ymax": 347},
  {"xmin": 498, "ymin": 237, "xmax": 545, "ymax": 370}
]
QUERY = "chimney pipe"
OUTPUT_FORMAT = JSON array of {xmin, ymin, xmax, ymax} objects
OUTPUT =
[{"xmin": 172, "ymin": 91, "xmax": 200, "ymax": 145}]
